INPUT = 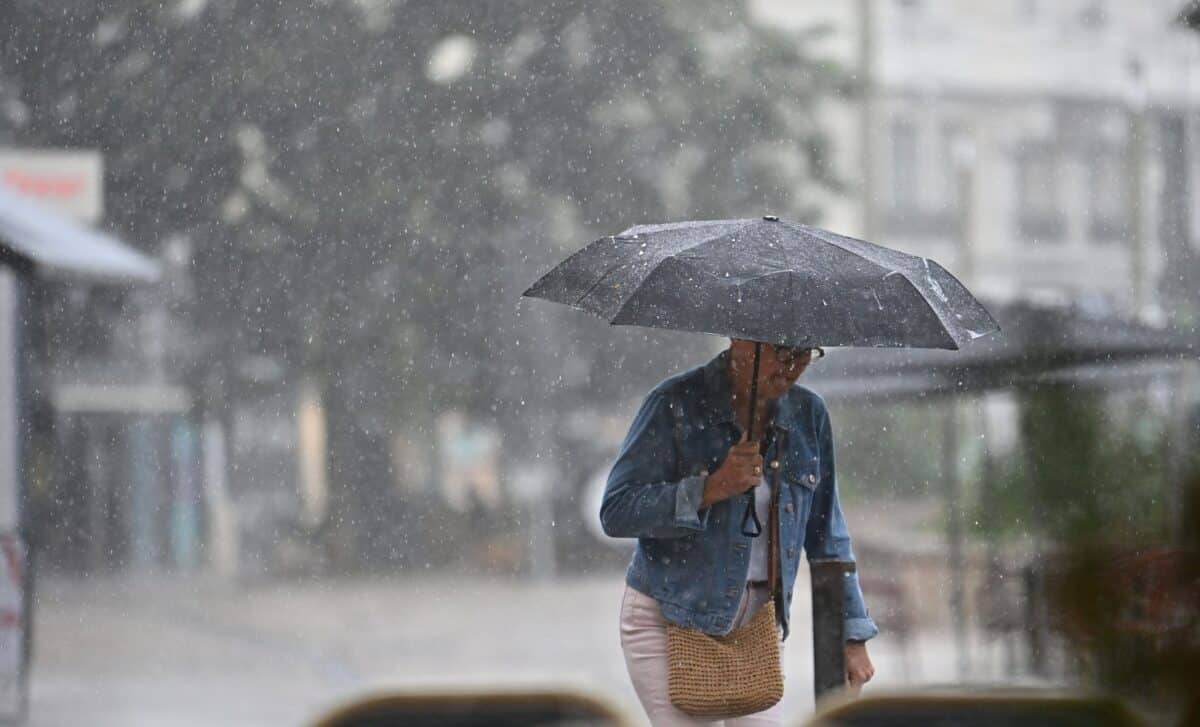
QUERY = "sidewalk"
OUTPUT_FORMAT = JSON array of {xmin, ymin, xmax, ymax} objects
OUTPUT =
[{"xmin": 28, "ymin": 571, "xmax": 1002, "ymax": 727}]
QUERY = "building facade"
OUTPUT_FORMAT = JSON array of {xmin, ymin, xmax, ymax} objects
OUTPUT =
[{"xmin": 754, "ymin": 0, "xmax": 1200, "ymax": 324}]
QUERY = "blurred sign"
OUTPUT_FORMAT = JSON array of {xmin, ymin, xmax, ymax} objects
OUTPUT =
[
  {"xmin": 436, "ymin": 412, "xmax": 501, "ymax": 512},
  {"xmin": 0, "ymin": 149, "xmax": 103, "ymax": 223},
  {"xmin": 509, "ymin": 462, "xmax": 554, "ymax": 505},
  {"xmin": 0, "ymin": 534, "xmax": 24, "ymax": 720}
]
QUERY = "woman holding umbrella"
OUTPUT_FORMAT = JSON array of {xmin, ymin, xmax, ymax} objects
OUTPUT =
[
  {"xmin": 601, "ymin": 338, "xmax": 876, "ymax": 725},
  {"xmin": 524, "ymin": 216, "xmax": 997, "ymax": 724}
]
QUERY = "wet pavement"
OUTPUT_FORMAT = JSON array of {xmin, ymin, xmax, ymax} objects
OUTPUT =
[{"xmin": 27, "ymin": 571, "xmax": 1022, "ymax": 726}]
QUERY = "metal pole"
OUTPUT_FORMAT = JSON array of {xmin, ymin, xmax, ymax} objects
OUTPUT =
[
  {"xmin": 811, "ymin": 558, "xmax": 854, "ymax": 701},
  {"xmin": 1023, "ymin": 561, "xmax": 1047, "ymax": 676},
  {"xmin": 953, "ymin": 133, "xmax": 978, "ymax": 288},
  {"xmin": 857, "ymin": 0, "xmax": 877, "ymax": 242},
  {"xmin": 1167, "ymin": 361, "xmax": 1195, "ymax": 544},
  {"xmin": 943, "ymin": 399, "xmax": 970, "ymax": 678}
]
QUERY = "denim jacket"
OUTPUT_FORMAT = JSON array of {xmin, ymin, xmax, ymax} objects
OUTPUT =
[{"xmin": 600, "ymin": 351, "xmax": 878, "ymax": 642}]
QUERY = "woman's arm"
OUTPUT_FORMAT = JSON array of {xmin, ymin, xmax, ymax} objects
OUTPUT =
[{"xmin": 600, "ymin": 390, "xmax": 713, "ymax": 539}]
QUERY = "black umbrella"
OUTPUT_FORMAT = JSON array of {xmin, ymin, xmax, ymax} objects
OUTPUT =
[
  {"xmin": 524, "ymin": 215, "xmax": 998, "ymax": 536},
  {"xmin": 525, "ymin": 215, "xmax": 997, "ymax": 415},
  {"xmin": 524, "ymin": 216, "xmax": 998, "ymax": 353}
]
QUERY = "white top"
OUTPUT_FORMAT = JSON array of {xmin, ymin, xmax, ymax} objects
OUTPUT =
[{"xmin": 746, "ymin": 476, "xmax": 772, "ymax": 582}]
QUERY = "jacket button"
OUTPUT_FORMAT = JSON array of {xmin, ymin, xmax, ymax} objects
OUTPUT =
[
  {"xmin": 787, "ymin": 547, "xmax": 797, "ymax": 558},
  {"xmin": 769, "ymin": 460, "xmax": 780, "ymax": 469},
  {"xmin": 807, "ymin": 473, "xmax": 817, "ymax": 484},
  {"xmin": 785, "ymin": 503, "xmax": 794, "ymax": 514}
]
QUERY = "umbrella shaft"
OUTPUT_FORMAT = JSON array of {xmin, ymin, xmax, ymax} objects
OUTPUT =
[{"xmin": 747, "ymin": 342, "xmax": 761, "ymax": 441}]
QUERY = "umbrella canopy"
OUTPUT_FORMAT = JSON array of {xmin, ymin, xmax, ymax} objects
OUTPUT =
[{"xmin": 523, "ymin": 216, "xmax": 997, "ymax": 350}]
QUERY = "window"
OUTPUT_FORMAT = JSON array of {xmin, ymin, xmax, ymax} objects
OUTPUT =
[
  {"xmin": 889, "ymin": 119, "xmax": 919, "ymax": 212},
  {"xmin": 1159, "ymin": 115, "xmax": 1191, "ymax": 256},
  {"xmin": 936, "ymin": 123, "xmax": 965, "ymax": 217},
  {"xmin": 1078, "ymin": 0, "xmax": 1107, "ymax": 30},
  {"xmin": 886, "ymin": 117, "xmax": 956, "ymax": 237},
  {"xmin": 1015, "ymin": 145, "xmax": 1065, "ymax": 242},
  {"xmin": 1021, "ymin": 0, "xmax": 1039, "ymax": 22},
  {"xmin": 1087, "ymin": 150, "xmax": 1126, "ymax": 242}
]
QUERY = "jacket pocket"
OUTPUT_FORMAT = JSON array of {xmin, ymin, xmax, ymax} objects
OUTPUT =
[{"xmin": 782, "ymin": 445, "xmax": 817, "ymax": 487}]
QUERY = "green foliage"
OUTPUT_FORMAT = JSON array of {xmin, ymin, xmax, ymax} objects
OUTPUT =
[
  {"xmin": 1, "ymin": 0, "xmax": 844, "ymax": 417},
  {"xmin": 975, "ymin": 384, "xmax": 1167, "ymax": 545}
]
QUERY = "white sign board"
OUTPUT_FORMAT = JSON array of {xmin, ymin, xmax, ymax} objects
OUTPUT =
[
  {"xmin": 436, "ymin": 412, "xmax": 501, "ymax": 512},
  {"xmin": 0, "ymin": 149, "xmax": 104, "ymax": 223}
]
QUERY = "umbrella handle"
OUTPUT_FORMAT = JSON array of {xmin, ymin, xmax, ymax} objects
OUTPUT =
[
  {"xmin": 740, "ymin": 341, "xmax": 765, "ymax": 538},
  {"xmin": 740, "ymin": 492, "xmax": 763, "ymax": 537}
]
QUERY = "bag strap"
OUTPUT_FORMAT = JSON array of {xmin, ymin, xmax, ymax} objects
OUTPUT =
[{"xmin": 767, "ymin": 427, "xmax": 785, "ymax": 599}]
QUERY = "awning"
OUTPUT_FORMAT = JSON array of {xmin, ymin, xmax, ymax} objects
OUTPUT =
[
  {"xmin": 806, "ymin": 301, "xmax": 1197, "ymax": 399},
  {"xmin": 0, "ymin": 187, "xmax": 159, "ymax": 284}
]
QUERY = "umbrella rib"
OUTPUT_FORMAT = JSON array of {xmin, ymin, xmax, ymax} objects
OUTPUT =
[
  {"xmin": 574, "ymin": 225, "xmax": 751, "ymax": 309},
  {"xmin": 887, "ymin": 271, "xmax": 959, "ymax": 349},
  {"xmin": 785, "ymin": 221, "xmax": 963, "ymax": 344},
  {"xmin": 788, "ymin": 222, "xmax": 907, "ymax": 271},
  {"xmin": 572, "ymin": 257, "xmax": 634, "ymax": 307},
  {"xmin": 735, "ymin": 268, "xmax": 795, "ymax": 285},
  {"xmin": 605, "ymin": 254, "xmax": 715, "ymax": 324}
]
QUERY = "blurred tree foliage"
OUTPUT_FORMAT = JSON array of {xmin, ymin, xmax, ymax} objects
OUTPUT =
[
  {"xmin": 975, "ymin": 384, "xmax": 1167, "ymax": 544},
  {"xmin": 973, "ymin": 385, "xmax": 1197, "ymax": 720},
  {"xmin": 0, "ymin": 0, "xmax": 843, "ymax": 565},
  {"xmin": 1046, "ymin": 475, "xmax": 1200, "ymax": 724}
]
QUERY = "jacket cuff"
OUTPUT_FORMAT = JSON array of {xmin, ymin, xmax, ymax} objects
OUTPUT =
[
  {"xmin": 674, "ymin": 474, "xmax": 711, "ymax": 531},
  {"xmin": 844, "ymin": 616, "xmax": 879, "ymax": 642}
]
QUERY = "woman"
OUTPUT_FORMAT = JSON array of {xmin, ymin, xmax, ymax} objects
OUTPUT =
[{"xmin": 601, "ymin": 339, "xmax": 876, "ymax": 726}]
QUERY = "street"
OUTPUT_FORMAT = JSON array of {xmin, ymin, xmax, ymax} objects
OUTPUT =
[{"xmin": 26, "ymin": 571, "xmax": 1000, "ymax": 727}]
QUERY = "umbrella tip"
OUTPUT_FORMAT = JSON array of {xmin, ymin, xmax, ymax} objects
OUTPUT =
[{"xmin": 762, "ymin": 215, "xmax": 779, "ymax": 222}]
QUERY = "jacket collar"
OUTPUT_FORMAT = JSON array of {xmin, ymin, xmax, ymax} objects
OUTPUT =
[{"xmin": 700, "ymin": 349, "xmax": 792, "ymax": 433}]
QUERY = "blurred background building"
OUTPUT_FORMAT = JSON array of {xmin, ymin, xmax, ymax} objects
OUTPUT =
[
  {"xmin": 0, "ymin": 153, "xmax": 174, "ymax": 577},
  {"xmin": 744, "ymin": 0, "xmax": 1200, "ymax": 683},
  {"xmin": 756, "ymin": 0, "xmax": 1200, "ymax": 325}
]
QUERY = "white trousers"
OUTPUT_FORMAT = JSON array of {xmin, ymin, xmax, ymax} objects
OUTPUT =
[{"xmin": 619, "ymin": 583, "xmax": 786, "ymax": 726}]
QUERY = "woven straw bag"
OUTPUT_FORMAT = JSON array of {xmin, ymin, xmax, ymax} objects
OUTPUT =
[{"xmin": 666, "ymin": 598, "xmax": 783, "ymax": 718}]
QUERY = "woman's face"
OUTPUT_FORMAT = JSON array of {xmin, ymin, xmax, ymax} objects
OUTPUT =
[{"xmin": 729, "ymin": 338, "xmax": 818, "ymax": 399}]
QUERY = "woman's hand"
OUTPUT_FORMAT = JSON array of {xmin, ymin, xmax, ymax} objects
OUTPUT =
[
  {"xmin": 701, "ymin": 433, "xmax": 763, "ymax": 507},
  {"xmin": 845, "ymin": 641, "xmax": 875, "ymax": 694}
]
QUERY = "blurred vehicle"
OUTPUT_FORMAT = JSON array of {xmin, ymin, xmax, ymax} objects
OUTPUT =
[
  {"xmin": 309, "ymin": 688, "xmax": 636, "ymax": 727},
  {"xmin": 803, "ymin": 688, "xmax": 1148, "ymax": 727},
  {"xmin": 307, "ymin": 687, "xmax": 1150, "ymax": 727}
]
